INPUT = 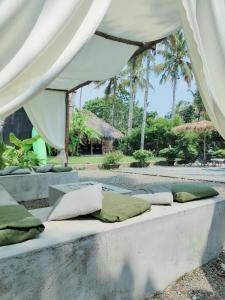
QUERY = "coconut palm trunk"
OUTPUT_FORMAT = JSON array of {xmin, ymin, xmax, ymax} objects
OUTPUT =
[
  {"xmin": 171, "ymin": 77, "xmax": 177, "ymax": 118},
  {"xmin": 141, "ymin": 52, "xmax": 151, "ymax": 150},
  {"xmin": 128, "ymin": 59, "xmax": 136, "ymax": 134}
]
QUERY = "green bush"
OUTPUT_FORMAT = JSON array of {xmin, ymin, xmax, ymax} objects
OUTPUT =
[
  {"xmin": 103, "ymin": 150, "xmax": 123, "ymax": 165},
  {"xmin": 133, "ymin": 149, "xmax": 153, "ymax": 167},
  {"xmin": 210, "ymin": 149, "xmax": 225, "ymax": 158},
  {"xmin": 0, "ymin": 134, "xmax": 5, "ymax": 170},
  {"xmin": 3, "ymin": 133, "xmax": 40, "ymax": 168},
  {"xmin": 159, "ymin": 147, "xmax": 178, "ymax": 165}
]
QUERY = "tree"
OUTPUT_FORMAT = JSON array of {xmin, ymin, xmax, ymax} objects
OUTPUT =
[
  {"xmin": 84, "ymin": 95, "xmax": 143, "ymax": 133},
  {"xmin": 95, "ymin": 75, "xmax": 125, "ymax": 127},
  {"xmin": 126, "ymin": 55, "xmax": 145, "ymax": 133},
  {"xmin": 141, "ymin": 50, "xmax": 154, "ymax": 149},
  {"xmin": 192, "ymin": 90, "xmax": 208, "ymax": 120},
  {"xmin": 175, "ymin": 100, "xmax": 195, "ymax": 123},
  {"xmin": 155, "ymin": 31, "xmax": 193, "ymax": 118},
  {"xmin": 69, "ymin": 110, "xmax": 101, "ymax": 156}
]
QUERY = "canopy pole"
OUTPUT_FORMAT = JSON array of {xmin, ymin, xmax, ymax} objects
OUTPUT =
[{"xmin": 65, "ymin": 92, "xmax": 70, "ymax": 166}]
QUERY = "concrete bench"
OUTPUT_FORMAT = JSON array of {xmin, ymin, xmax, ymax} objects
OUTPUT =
[
  {"xmin": 0, "ymin": 196, "xmax": 225, "ymax": 300},
  {"xmin": 0, "ymin": 171, "xmax": 78, "ymax": 202}
]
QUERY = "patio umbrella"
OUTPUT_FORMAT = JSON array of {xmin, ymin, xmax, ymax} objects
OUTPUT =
[{"xmin": 173, "ymin": 120, "xmax": 215, "ymax": 163}]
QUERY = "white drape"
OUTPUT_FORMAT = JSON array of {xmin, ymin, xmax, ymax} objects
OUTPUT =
[
  {"xmin": 0, "ymin": 0, "xmax": 111, "ymax": 149},
  {"xmin": 24, "ymin": 90, "xmax": 65, "ymax": 149},
  {"xmin": 1, "ymin": 0, "xmax": 225, "ymax": 148},
  {"xmin": 178, "ymin": 0, "xmax": 225, "ymax": 139}
]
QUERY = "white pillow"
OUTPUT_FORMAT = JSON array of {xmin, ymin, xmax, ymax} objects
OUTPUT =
[
  {"xmin": 48, "ymin": 184, "xmax": 103, "ymax": 221},
  {"xmin": 132, "ymin": 192, "xmax": 173, "ymax": 205}
]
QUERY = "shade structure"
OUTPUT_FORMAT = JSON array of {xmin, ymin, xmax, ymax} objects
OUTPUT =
[
  {"xmin": 173, "ymin": 120, "xmax": 216, "ymax": 163},
  {"xmin": 173, "ymin": 120, "xmax": 215, "ymax": 133},
  {"xmin": 0, "ymin": 0, "xmax": 225, "ymax": 151},
  {"xmin": 86, "ymin": 112, "xmax": 123, "ymax": 140}
]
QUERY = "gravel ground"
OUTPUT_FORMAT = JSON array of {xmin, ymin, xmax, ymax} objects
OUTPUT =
[{"xmin": 79, "ymin": 169, "xmax": 225, "ymax": 300}]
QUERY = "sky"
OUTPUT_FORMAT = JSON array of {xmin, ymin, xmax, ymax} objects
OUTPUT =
[{"xmin": 74, "ymin": 55, "xmax": 196, "ymax": 117}]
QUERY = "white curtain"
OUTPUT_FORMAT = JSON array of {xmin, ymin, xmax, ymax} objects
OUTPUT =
[
  {"xmin": 178, "ymin": 0, "xmax": 225, "ymax": 138},
  {"xmin": 24, "ymin": 90, "xmax": 66, "ymax": 149},
  {"xmin": 1, "ymin": 0, "xmax": 225, "ymax": 148},
  {"xmin": 0, "ymin": 0, "xmax": 111, "ymax": 149}
]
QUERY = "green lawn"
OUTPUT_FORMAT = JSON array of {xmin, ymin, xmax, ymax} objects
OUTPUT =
[{"xmin": 48, "ymin": 155, "xmax": 164, "ymax": 165}]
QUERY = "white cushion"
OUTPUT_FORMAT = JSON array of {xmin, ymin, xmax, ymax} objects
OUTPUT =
[
  {"xmin": 48, "ymin": 184, "xmax": 103, "ymax": 221},
  {"xmin": 132, "ymin": 192, "xmax": 173, "ymax": 205}
]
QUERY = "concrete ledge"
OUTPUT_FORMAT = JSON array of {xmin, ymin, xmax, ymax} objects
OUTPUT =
[
  {"xmin": 0, "ymin": 197, "xmax": 225, "ymax": 299},
  {"xmin": 0, "ymin": 171, "xmax": 78, "ymax": 202}
]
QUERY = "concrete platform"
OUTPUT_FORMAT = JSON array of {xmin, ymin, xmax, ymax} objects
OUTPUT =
[
  {"xmin": 0, "ymin": 171, "xmax": 78, "ymax": 202},
  {"xmin": 0, "ymin": 196, "xmax": 224, "ymax": 299}
]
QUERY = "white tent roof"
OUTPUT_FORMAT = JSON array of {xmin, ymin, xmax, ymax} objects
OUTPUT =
[{"xmin": 49, "ymin": 0, "xmax": 181, "ymax": 90}]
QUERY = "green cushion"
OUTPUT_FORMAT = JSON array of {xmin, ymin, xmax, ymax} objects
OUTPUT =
[
  {"xmin": 0, "ymin": 204, "xmax": 45, "ymax": 246},
  {"xmin": 51, "ymin": 166, "xmax": 72, "ymax": 173},
  {"xmin": 172, "ymin": 183, "xmax": 219, "ymax": 203},
  {"xmin": 92, "ymin": 192, "xmax": 151, "ymax": 222}
]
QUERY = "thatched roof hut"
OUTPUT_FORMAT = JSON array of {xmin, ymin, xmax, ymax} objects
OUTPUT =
[
  {"xmin": 80, "ymin": 111, "xmax": 123, "ymax": 154},
  {"xmin": 85, "ymin": 112, "xmax": 123, "ymax": 140}
]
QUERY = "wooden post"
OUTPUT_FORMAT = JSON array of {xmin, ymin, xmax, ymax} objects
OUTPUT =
[{"xmin": 65, "ymin": 92, "xmax": 70, "ymax": 166}]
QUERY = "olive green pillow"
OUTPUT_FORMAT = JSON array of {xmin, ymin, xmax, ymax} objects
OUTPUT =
[
  {"xmin": 172, "ymin": 183, "xmax": 219, "ymax": 203},
  {"xmin": 92, "ymin": 192, "xmax": 151, "ymax": 222}
]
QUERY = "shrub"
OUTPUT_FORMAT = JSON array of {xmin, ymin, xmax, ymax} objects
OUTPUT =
[
  {"xmin": 3, "ymin": 133, "xmax": 40, "ymax": 168},
  {"xmin": 159, "ymin": 147, "xmax": 178, "ymax": 165},
  {"xmin": 210, "ymin": 149, "xmax": 225, "ymax": 158},
  {"xmin": 103, "ymin": 150, "xmax": 123, "ymax": 165},
  {"xmin": 0, "ymin": 134, "xmax": 5, "ymax": 170},
  {"xmin": 177, "ymin": 144, "xmax": 198, "ymax": 163},
  {"xmin": 133, "ymin": 149, "xmax": 153, "ymax": 167}
]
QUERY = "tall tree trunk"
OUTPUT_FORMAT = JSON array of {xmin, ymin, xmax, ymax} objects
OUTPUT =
[
  {"xmin": 112, "ymin": 95, "xmax": 115, "ymax": 127},
  {"xmin": 128, "ymin": 59, "xmax": 136, "ymax": 134},
  {"xmin": 79, "ymin": 88, "xmax": 82, "ymax": 109},
  {"xmin": 141, "ymin": 52, "xmax": 151, "ymax": 150},
  {"xmin": 171, "ymin": 78, "xmax": 177, "ymax": 118}
]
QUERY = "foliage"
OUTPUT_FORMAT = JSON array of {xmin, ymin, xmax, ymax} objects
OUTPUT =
[
  {"xmin": 175, "ymin": 131, "xmax": 199, "ymax": 163},
  {"xmin": 3, "ymin": 133, "xmax": 40, "ymax": 168},
  {"xmin": 69, "ymin": 110, "xmax": 101, "ymax": 156},
  {"xmin": 159, "ymin": 147, "xmax": 178, "ymax": 165},
  {"xmin": 209, "ymin": 149, "xmax": 225, "ymax": 159},
  {"xmin": 103, "ymin": 150, "xmax": 123, "ymax": 165},
  {"xmin": 0, "ymin": 134, "xmax": 6, "ymax": 169},
  {"xmin": 133, "ymin": 149, "xmax": 153, "ymax": 167},
  {"xmin": 118, "ymin": 114, "xmax": 180, "ymax": 155},
  {"xmin": 155, "ymin": 31, "xmax": 193, "ymax": 117},
  {"xmin": 84, "ymin": 96, "xmax": 143, "ymax": 133}
]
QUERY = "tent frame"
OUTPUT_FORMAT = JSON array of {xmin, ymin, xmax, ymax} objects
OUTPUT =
[{"xmin": 45, "ymin": 31, "xmax": 163, "ymax": 164}]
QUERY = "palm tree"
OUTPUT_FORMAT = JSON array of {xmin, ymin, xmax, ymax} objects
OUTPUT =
[
  {"xmin": 95, "ymin": 75, "xmax": 124, "ymax": 127},
  {"xmin": 140, "ymin": 50, "xmax": 154, "ymax": 150},
  {"xmin": 155, "ymin": 31, "xmax": 193, "ymax": 118},
  {"xmin": 126, "ymin": 55, "xmax": 145, "ymax": 134}
]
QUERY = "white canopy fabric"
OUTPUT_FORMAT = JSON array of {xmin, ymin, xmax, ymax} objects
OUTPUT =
[{"xmin": 0, "ymin": 0, "xmax": 225, "ymax": 149}]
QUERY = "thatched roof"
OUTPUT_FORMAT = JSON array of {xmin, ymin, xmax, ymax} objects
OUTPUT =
[
  {"xmin": 85, "ymin": 112, "xmax": 124, "ymax": 140},
  {"xmin": 173, "ymin": 120, "xmax": 215, "ymax": 133}
]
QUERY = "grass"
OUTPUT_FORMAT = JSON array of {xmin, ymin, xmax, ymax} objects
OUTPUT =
[{"xmin": 48, "ymin": 155, "xmax": 164, "ymax": 165}]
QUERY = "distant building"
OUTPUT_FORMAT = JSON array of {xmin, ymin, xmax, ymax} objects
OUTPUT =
[
  {"xmin": 2, "ymin": 108, "xmax": 32, "ymax": 145},
  {"xmin": 80, "ymin": 112, "xmax": 124, "ymax": 155}
]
